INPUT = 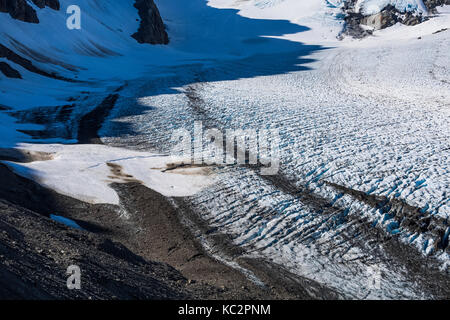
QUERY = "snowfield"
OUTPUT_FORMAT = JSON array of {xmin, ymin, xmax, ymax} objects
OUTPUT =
[
  {"xmin": 1, "ymin": 0, "xmax": 449, "ymax": 299},
  {"xmin": 4, "ymin": 143, "xmax": 214, "ymax": 204}
]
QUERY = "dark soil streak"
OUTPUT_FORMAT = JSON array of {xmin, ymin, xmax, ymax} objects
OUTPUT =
[{"xmin": 325, "ymin": 181, "xmax": 449, "ymax": 251}]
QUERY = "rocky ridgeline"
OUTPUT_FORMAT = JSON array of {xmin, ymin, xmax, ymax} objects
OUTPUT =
[
  {"xmin": 0, "ymin": 0, "xmax": 59, "ymax": 23},
  {"xmin": 341, "ymin": 0, "xmax": 450, "ymax": 38}
]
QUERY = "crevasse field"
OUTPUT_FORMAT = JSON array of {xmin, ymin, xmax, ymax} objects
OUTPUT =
[{"xmin": 1, "ymin": 0, "xmax": 449, "ymax": 299}]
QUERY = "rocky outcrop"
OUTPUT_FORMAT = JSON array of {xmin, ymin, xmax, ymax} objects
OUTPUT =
[
  {"xmin": 424, "ymin": 0, "xmax": 450, "ymax": 12},
  {"xmin": 30, "ymin": 0, "xmax": 60, "ymax": 10},
  {"xmin": 0, "ymin": 0, "xmax": 39, "ymax": 23},
  {"xmin": 340, "ymin": 11, "xmax": 374, "ymax": 39},
  {"xmin": 0, "ymin": 0, "xmax": 59, "ymax": 23},
  {"xmin": 361, "ymin": 11, "xmax": 397, "ymax": 30},
  {"xmin": 132, "ymin": 0, "xmax": 169, "ymax": 45},
  {"xmin": 0, "ymin": 62, "xmax": 22, "ymax": 78},
  {"xmin": 340, "ymin": 0, "xmax": 449, "ymax": 38},
  {"xmin": 360, "ymin": 5, "xmax": 424, "ymax": 30}
]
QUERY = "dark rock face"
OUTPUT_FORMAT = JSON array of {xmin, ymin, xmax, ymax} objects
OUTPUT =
[
  {"xmin": 0, "ymin": 0, "xmax": 39, "ymax": 23},
  {"xmin": 424, "ymin": 0, "xmax": 450, "ymax": 12},
  {"xmin": 0, "ymin": 62, "xmax": 22, "ymax": 78},
  {"xmin": 0, "ymin": 0, "xmax": 59, "ymax": 23},
  {"xmin": 361, "ymin": 5, "xmax": 399, "ymax": 30},
  {"xmin": 341, "ymin": 12, "xmax": 374, "ymax": 39},
  {"xmin": 30, "ymin": 0, "xmax": 60, "ymax": 10},
  {"xmin": 132, "ymin": 0, "xmax": 169, "ymax": 45}
]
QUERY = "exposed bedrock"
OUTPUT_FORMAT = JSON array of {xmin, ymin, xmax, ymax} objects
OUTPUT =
[
  {"xmin": 132, "ymin": 0, "xmax": 169, "ymax": 45},
  {"xmin": 0, "ymin": 0, "xmax": 59, "ymax": 23},
  {"xmin": 30, "ymin": 0, "xmax": 60, "ymax": 10},
  {"xmin": 0, "ymin": 61, "xmax": 22, "ymax": 78},
  {"xmin": 0, "ymin": 0, "xmax": 39, "ymax": 23},
  {"xmin": 424, "ymin": 0, "xmax": 450, "ymax": 12},
  {"xmin": 341, "ymin": 0, "xmax": 450, "ymax": 38}
]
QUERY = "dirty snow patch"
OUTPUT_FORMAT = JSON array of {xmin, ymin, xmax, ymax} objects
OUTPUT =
[{"xmin": 3, "ymin": 144, "xmax": 214, "ymax": 205}]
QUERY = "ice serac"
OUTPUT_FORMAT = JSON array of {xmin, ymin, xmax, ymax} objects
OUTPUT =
[{"xmin": 132, "ymin": 0, "xmax": 169, "ymax": 44}]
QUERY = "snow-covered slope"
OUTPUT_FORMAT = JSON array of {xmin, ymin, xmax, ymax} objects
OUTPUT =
[
  {"xmin": 0, "ymin": 0, "xmax": 172, "ymax": 147},
  {"xmin": 0, "ymin": 0, "xmax": 167, "ymax": 80},
  {"xmin": 209, "ymin": 0, "xmax": 347, "ymax": 43},
  {"xmin": 0, "ymin": 1, "xmax": 217, "ymax": 200}
]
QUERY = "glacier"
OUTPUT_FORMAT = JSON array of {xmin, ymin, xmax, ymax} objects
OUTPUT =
[{"xmin": 0, "ymin": 0, "xmax": 449, "ymax": 299}]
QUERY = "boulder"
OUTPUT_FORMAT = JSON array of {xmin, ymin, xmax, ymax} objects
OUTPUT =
[{"xmin": 361, "ymin": 10, "xmax": 398, "ymax": 30}]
